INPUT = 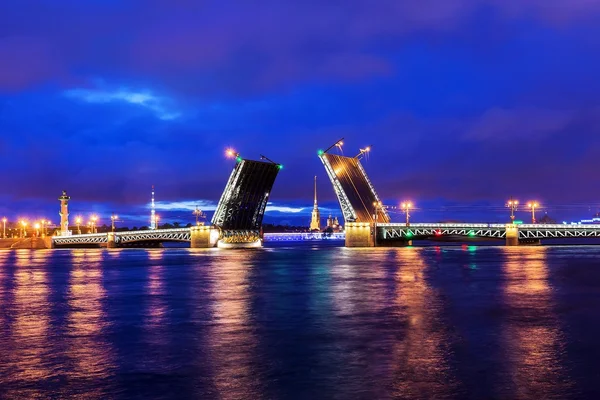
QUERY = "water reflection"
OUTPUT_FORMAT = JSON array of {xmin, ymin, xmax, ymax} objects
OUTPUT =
[
  {"xmin": 391, "ymin": 247, "xmax": 455, "ymax": 398},
  {"xmin": 502, "ymin": 247, "xmax": 569, "ymax": 397},
  {"xmin": 11, "ymin": 250, "xmax": 51, "ymax": 386},
  {"xmin": 67, "ymin": 250, "xmax": 115, "ymax": 391},
  {"xmin": 206, "ymin": 252, "xmax": 259, "ymax": 399}
]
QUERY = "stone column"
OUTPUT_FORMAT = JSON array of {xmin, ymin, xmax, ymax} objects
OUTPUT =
[
  {"xmin": 505, "ymin": 224, "xmax": 519, "ymax": 246},
  {"xmin": 345, "ymin": 222, "xmax": 375, "ymax": 247}
]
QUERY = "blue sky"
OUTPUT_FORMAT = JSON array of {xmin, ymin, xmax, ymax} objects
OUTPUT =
[{"xmin": 1, "ymin": 1, "xmax": 600, "ymax": 227}]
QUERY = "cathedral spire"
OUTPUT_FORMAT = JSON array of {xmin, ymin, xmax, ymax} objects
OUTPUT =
[
  {"xmin": 310, "ymin": 176, "xmax": 321, "ymax": 231},
  {"xmin": 314, "ymin": 175, "xmax": 318, "ymax": 207}
]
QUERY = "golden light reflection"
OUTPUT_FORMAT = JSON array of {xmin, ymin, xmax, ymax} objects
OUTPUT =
[
  {"xmin": 12, "ymin": 251, "xmax": 50, "ymax": 382},
  {"xmin": 391, "ymin": 247, "xmax": 454, "ymax": 398},
  {"xmin": 67, "ymin": 252, "xmax": 114, "ymax": 381},
  {"xmin": 501, "ymin": 247, "xmax": 568, "ymax": 397},
  {"xmin": 206, "ymin": 252, "xmax": 259, "ymax": 398}
]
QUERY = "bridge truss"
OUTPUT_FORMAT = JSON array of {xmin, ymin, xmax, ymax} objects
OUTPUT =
[{"xmin": 378, "ymin": 223, "xmax": 600, "ymax": 240}]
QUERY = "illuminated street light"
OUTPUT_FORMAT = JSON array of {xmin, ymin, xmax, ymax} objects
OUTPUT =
[
  {"xmin": 155, "ymin": 215, "xmax": 160, "ymax": 230},
  {"xmin": 111, "ymin": 213, "xmax": 119, "ymax": 232},
  {"xmin": 75, "ymin": 216, "xmax": 82, "ymax": 234},
  {"xmin": 2, "ymin": 217, "xmax": 6, "ymax": 239},
  {"xmin": 90, "ymin": 215, "xmax": 98, "ymax": 234},
  {"xmin": 527, "ymin": 202, "xmax": 539, "ymax": 224},
  {"xmin": 506, "ymin": 197, "xmax": 519, "ymax": 222},
  {"xmin": 355, "ymin": 145, "xmax": 372, "ymax": 159},
  {"xmin": 193, "ymin": 206, "xmax": 205, "ymax": 226},
  {"xmin": 20, "ymin": 220, "xmax": 27, "ymax": 238},
  {"xmin": 34, "ymin": 222, "xmax": 41, "ymax": 236},
  {"xmin": 401, "ymin": 202, "xmax": 413, "ymax": 226}
]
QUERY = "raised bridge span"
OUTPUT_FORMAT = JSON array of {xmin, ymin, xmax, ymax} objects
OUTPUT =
[
  {"xmin": 317, "ymin": 141, "xmax": 600, "ymax": 247},
  {"xmin": 53, "ymin": 155, "xmax": 281, "ymax": 249}
]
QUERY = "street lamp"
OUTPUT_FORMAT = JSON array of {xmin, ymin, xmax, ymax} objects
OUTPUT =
[
  {"xmin": 2, "ymin": 217, "xmax": 6, "ymax": 239},
  {"xmin": 20, "ymin": 220, "xmax": 27, "ymax": 238},
  {"xmin": 111, "ymin": 214, "xmax": 118, "ymax": 232},
  {"xmin": 527, "ymin": 202, "xmax": 539, "ymax": 224},
  {"xmin": 507, "ymin": 197, "xmax": 519, "ymax": 222},
  {"xmin": 90, "ymin": 215, "xmax": 98, "ymax": 233},
  {"xmin": 193, "ymin": 206, "xmax": 205, "ymax": 226},
  {"xmin": 34, "ymin": 222, "xmax": 41, "ymax": 237},
  {"xmin": 155, "ymin": 215, "xmax": 160, "ymax": 229},
  {"xmin": 40, "ymin": 219, "xmax": 46, "ymax": 237},
  {"xmin": 75, "ymin": 216, "xmax": 82, "ymax": 234},
  {"xmin": 401, "ymin": 202, "xmax": 413, "ymax": 226}
]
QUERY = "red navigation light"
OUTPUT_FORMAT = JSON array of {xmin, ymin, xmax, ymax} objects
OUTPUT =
[{"xmin": 435, "ymin": 230, "xmax": 442, "ymax": 236}]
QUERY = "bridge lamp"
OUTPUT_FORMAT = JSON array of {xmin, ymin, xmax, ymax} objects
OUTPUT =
[
  {"xmin": 34, "ymin": 222, "xmax": 40, "ymax": 236},
  {"xmin": 75, "ymin": 216, "xmax": 82, "ymax": 234},
  {"xmin": 527, "ymin": 202, "xmax": 539, "ymax": 224},
  {"xmin": 111, "ymin": 214, "xmax": 119, "ymax": 232},
  {"xmin": 90, "ymin": 215, "xmax": 98, "ymax": 233},
  {"xmin": 2, "ymin": 217, "xmax": 6, "ymax": 239},
  {"xmin": 401, "ymin": 202, "xmax": 413, "ymax": 226},
  {"xmin": 506, "ymin": 198, "xmax": 519, "ymax": 222},
  {"xmin": 155, "ymin": 215, "xmax": 160, "ymax": 229}
]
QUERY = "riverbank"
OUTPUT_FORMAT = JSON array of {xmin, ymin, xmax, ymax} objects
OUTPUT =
[{"xmin": 0, "ymin": 238, "xmax": 51, "ymax": 249}]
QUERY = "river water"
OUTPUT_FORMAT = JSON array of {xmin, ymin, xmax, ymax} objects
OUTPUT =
[{"xmin": 1, "ymin": 244, "xmax": 599, "ymax": 399}]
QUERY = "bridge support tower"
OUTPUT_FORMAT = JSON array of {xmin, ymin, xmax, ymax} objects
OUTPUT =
[
  {"xmin": 345, "ymin": 222, "xmax": 375, "ymax": 247},
  {"xmin": 505, "ymin": 224, "xmax": 519, "ymax": 246},
  {"xmin": 107, "ymin": 232, "xmax": 117, "ymax": 248},
  {"xmin": 191, "ymin": 225, "xmax": 217, "ymax": 248}
]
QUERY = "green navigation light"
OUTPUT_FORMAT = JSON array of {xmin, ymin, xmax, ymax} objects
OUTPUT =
[
  {"xmin": 235, "ymin": 156, "xmax": 242, "ymax": 163},
  {"xmin": 468, "ymin": 231, "xmax": 475, "ymax": 237},
  {"xmin": 317, "ymin": 149, "xmax": 324, "ymax": 156},
  {"xmin": 278, "ymin": 164, "xmax": 284, "ymax": 170},
  {"xmin": 406, "ymin": 231, "xmax": 413, "ymax": 238}
]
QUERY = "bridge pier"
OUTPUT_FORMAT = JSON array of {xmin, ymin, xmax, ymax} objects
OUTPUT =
[
  {"xmin": 345, "ymin": 222, "xmax": 374, "ymax": 247},
  {"xmin": 190, "ymin": 225, "xmax": 217, "ymax": 248},
  {"xmin": 505, "ymin": 224, "xmax": 519, "ymax": 246},
  {"xmin": 107, "ymin": 232, "xmax": 117, "ymax": 248}
]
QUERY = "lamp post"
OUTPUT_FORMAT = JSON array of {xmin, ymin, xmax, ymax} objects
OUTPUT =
[
  {"xmin": 90, "ymin": 215, "xmax": 98, "ymax": 233},
  {"xmin": 401, "ymin": 202, "xmax": 413, "ymax": 226},
  {"xmin": 34, "ymin": 222, "xmax": 41, "ymax": 237},
  {"xmin": 527, "ymin": 202, "xmax": 539, "ymax": 224},
  {"xmin": 40, "ymin": 219, "xmax": 46, "ymax": 237},
  {"xmin": 507, "ymin": 197, "xmax": 519, "ymax": 222},
  {"xmin": 2, "ymin": 217, "xmax": 6, "ymax": 239},
  {"xmin": 373, "ymin": 201, "xmax": 383, "ymax": 246},
  {"xmin": 155, "ymin": 215, "xmax": 160, "ymax": 230},
  {"xmin": 193, "ymin": 206, "xmax": 205, "ymax": 226},
  {"xmin": 20, "ymin": 220, "xmax": 27, "ymax": 238},
  {"xmin": 75, "ymin": 216, "xmax": 82, "ymax": 234},
  {"xmin": 111, "ymin": 214, "xmax": 118, "ymax": 232}
]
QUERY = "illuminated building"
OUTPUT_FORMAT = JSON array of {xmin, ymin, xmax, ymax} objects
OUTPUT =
[{"xmin": 310, "ymin": 176, "xmax": 321, "ymax": 231}]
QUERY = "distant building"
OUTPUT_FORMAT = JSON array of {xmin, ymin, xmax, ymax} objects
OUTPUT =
[
  {"xmin": 310, "ymin": 176, "xmax": 321, "ymax": 231},
  {"xmin": 326, "ymin": 214, "xmax": 343, "ymax": 232}
]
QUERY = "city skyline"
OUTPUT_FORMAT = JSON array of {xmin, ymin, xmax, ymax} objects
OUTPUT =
[{"xmin": 2, "ymin": 1, "xmax": 600, "ymax": 224}]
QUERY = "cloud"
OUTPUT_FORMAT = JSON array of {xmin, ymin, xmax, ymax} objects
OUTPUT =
[
  {"xmin": 64, "ymin": 87, "xmax": 181, "ymax": 120},
  {"xmin": 463, "ymin": 108, "xmax": 574, "ymax": 141},
  {"xmin": 153, "ymin": 200, "xmax": 216, "ymax": 211}
]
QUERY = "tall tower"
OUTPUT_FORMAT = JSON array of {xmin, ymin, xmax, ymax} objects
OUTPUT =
[
  {"xmin": 310, "ymin": 176, "xmax": 321, "ymax": 231},
  {"xmin": 150, "ymin": 185, "xmax": 156, "ymax": 230},
  {"xmin": 58, "ymin": 190, "xmax": 70, "ymax": 236}
]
